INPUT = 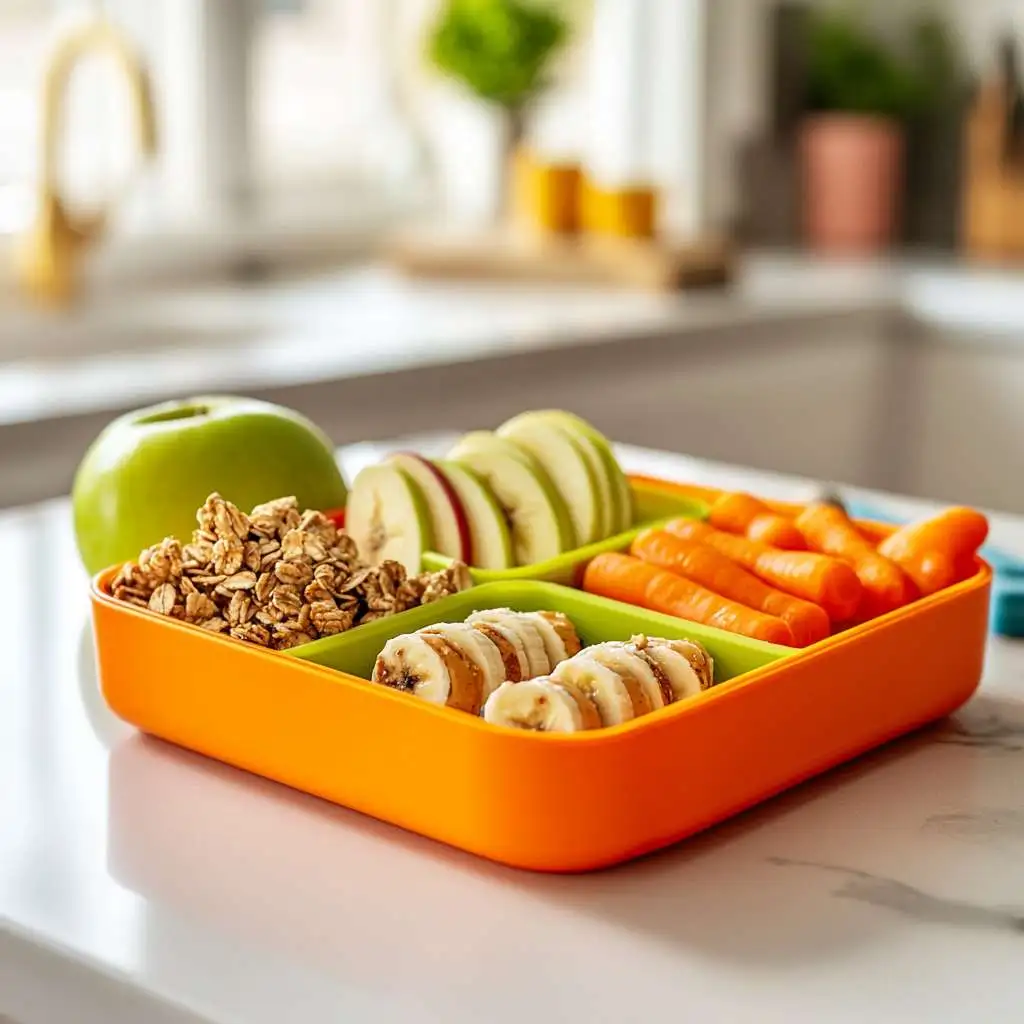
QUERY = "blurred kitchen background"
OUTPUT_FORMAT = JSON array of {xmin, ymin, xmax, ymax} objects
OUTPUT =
[{"xmin": 1, "ymin": 0, "xmax": 1023, "ymax": 511}]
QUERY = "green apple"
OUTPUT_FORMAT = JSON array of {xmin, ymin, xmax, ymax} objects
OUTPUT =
[
  {"xmin": 346, "ymin": 462, "xmax": 432, "ymax": 572},
  {"xmin": 434, "ymin": 461, "xmax": 513, "ymax": 570},
  {"xmin": 529, "ymin": 410, "xmax": 633, "ymax": 533},
  {"xmin": 496, "ymin": 415, "xmax": 604, "ymax": 545},
  {"xmin": 386, "ymin": 451, "xmax": 472, "ymax": 562},
  {"xmin": 448, "ymin": 432, "xmax": 576, "ymax": 565},
  {"xmin": 72, "ymin": 395, "xmax": 349, "ymax": 576}
]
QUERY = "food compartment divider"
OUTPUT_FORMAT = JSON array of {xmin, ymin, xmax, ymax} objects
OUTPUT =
[
  {"xmin": 420, "ymin": 483, "xmax": 708, "ymax": 585},
  {"xmin": 289, "ymin": 580, "xmax": 790, "ymax": 683}
]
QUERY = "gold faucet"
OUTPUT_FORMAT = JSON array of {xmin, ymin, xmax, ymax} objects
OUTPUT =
[{"xmin": 16, "ymin": 17, "xmax": 157, "ymax": 308}]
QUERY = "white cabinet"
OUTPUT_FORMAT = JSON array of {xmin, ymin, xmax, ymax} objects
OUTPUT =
[
  {"xmin": 10, "ymin": 303, "xmax": 1019, "ymax": 513},
  {"xmin": 900, "ymin": 339, "xmax": 1024, "ymax": 513},
  {"xmin": 574, "ymin": 318, "xmax": 889, "ymax": 487}
]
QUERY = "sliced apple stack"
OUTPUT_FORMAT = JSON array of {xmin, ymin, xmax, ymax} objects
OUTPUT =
[
  {"xmin": 447, "ymin": 432, "xmax": 574, "ymax": 566},
  {"xmin": 385, "ymin": 453, "xmax": 471, "ymax": 562},
  {"xmin": 434, "ymin": 460, "xmax": 513, "ymax": 570},
  {"xmin": 346, "ymin": 455, "xmax": 511, "ymax": 573},
  {"xmin": 345, "ymin": 410, "xmax": 633, "ymax": 573},
  {"xmin": 496, "ymin": 411, "xmax": 632, "ymax": 543},
  {"xmin": 345, "ymin": 463, "xmax": 431, "ymax": 572}
]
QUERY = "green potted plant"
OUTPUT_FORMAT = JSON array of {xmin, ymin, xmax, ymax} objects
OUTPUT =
[
  {"xmin": 427, "ymin": 0, "xmax": 570, "ymax": 219},
  {"xmin": 800, "ymin": 11, "xmax": 922, "ymax": 253}
]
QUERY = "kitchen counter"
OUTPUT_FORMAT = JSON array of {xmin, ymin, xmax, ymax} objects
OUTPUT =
[
  {"xmin": 6, "ymin": 252, "xmax": 1024, "ymax": 433},
  {"xmin": 0, "ymin": 257, "xmax": 902, "ymax": 512},
  {"xmin": 0, "ymin": 257, "xmax": 896, "ymax": 430},
  {"xmin": 3, "ymin": 438, "xmax": 1024, "ymax": 1024},
  {"xmin": 6, "ymin": 252, "xmax": 1024, "ymax": 516}
]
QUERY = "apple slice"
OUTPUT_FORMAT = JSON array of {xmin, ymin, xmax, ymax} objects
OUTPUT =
[
  {"xmin": 562, "ymin": 428, "xmax": 614, "ymax": 539},
  {"xmin": 496, "ymin": 416, "xmax": 604, "ymax": 545},
  {"xmin": 345, "ymin": 463, "xmax": 432, "ymax": 573},
  {"xmin": 386, "ymin": 451, "xmax": 472, "ymax": 563},
  {"xmin": 434, "ymin": 461, "xmax": 513, "ymax": 570},
  {"xmin": 448, "ymin": 433, "xmax": 576, "ymax": 565},
  {"xmin": 448, "ymin": 431, "xmax": 535, "ymax": 468},
  {"xmin": 531, "ymin": 410, "xmax": 633, "ymax": 533}
]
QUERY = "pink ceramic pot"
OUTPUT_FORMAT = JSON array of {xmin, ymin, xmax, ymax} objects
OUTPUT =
[{"xmin": 800, "ymin": 114, "xmax": 904, "ymax": 255}]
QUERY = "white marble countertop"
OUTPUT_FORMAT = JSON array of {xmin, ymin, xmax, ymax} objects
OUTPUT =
[{"xmin": 3, "ymin": 439, "xmax": 1024, "ymax": 1024}]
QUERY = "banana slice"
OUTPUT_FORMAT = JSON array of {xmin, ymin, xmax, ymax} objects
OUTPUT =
[
  {"xmin": 468, "ymin": 609, "xmax": 549, "ymax": 677},
  {"xmin": 630, "ymin": 635, "xmax": 714, "ymax": 701},
  {"xmin": 622, "ymin": 643, "xmax": 676, "ymax": 708},
  {"xmin": 470, "ymin": 621, "xmax": 528, "ymax": 682},
  {"xmin": 550, "ymin": 654, "xmax": 644, "ymax": 726},
  {"xmin": 483, "ymin": 677, "xmax": 601, "ymax": 733},
  {"xmin": 372, "ymin": 633, "xmax": 484, "ymax": 713},
  {"xmin": 644, "ymin": 636, "xmax": 714, "ymax": 689},
  {"xmin": 585, "ymin": 643, "xmax": 668, "ymax": 711},
  {"xmin": 532, "ymin": 609, "xmax": 582, "ymax": 657},
  {"xmin": 420, "ymin": 622, "xmax": 506, "ymax": 700},
  {"xmin": 522, "ymin": 611, "xmax": 571, "ymax": 668}
]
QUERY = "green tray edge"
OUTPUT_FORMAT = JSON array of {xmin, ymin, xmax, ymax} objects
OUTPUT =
[
  {"xmin": 289, "ymin": 580, "xmax": 792, "ymax": 685},
  {"xmin": 421, "ymin": 485, "xmax": 708, "ymax": 585}
]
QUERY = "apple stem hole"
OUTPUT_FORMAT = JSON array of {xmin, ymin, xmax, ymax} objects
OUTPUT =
[{"xmin": 136, "ymin": 404, "xmax": 210, "ymax": 424}]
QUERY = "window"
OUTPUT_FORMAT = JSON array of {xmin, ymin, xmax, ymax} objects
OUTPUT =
[
  {"xmin": 0, "ymin": 0, "xmax": 434, "ymax": 281},
  {"xmin": 0, "ymin": 1, "xmax": 52, "ymax": 234},
  {"xmin": 250, "ymin": 0, "xmax": 436, "ymax": 213},
  {"xmin": 0, "ymin": 0, "xmax": 708, "ymax": 288}
]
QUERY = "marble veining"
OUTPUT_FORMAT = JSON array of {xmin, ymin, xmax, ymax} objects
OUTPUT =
[
  {"xmin": 923, "ymin": 808, "xmax": 1024, "ymax": 841},
  {"xmin": 933, "ymin": 698, "xmax": 1024, "ymax": 754},
  {"xmin": 768, "ymin": 857, "xmax": 1024, "ymax": 935}
]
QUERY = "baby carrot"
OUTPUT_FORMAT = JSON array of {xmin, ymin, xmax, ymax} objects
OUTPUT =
[
  {"xmin": 709, "ymin": 492, "xmax": 806, "ymax": 550},
  {"xmin": 878, "ymin": 506, "xmax": 989, "ymax": 596},
  {"xmin": 664, "ymin": 518, "xmax": 863, "ymax": 622},
  {"xmin": 795, "ymin": 503, "xmax": 917, "ymax": 617},
  {"xmin": 631, "ymin": 529, "xmax": 830, "ymax": 646},
  {"xmin": 583, "ymin": 552, "xmax": 796, "ymax": 646}
]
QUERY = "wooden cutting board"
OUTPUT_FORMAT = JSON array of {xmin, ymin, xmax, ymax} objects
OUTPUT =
[{"xmin": 383, "ymin": 229, "xmax": 734, "ymax": 292}]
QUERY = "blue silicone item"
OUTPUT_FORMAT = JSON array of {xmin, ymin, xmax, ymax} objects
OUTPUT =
[{"xmin": 845, "ymin": 499, "xmax": 1023, "ymax": 639}]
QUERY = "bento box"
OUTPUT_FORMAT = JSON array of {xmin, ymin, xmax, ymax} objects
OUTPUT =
[{"xmin": 91, "ymin": 544, "xmax": 990, "ymax": 872}]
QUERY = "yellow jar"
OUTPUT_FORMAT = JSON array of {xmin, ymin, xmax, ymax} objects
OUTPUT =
[
  {"xmin": 579, "ymin": 176, "xmax": 658, "ymax": 239},
  {"xmin": 513, "ymin": 148, "xmax": 583, "ymax": 235}
]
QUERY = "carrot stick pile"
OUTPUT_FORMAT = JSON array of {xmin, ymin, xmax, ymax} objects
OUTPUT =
[
  {"xmin": 795, "ymin": 503, "xmax": 917, "ymax": 618},
  {"xmin": 582, "ymin": 552, "xmax": 795, "ymax": 646},
  {"xmin": 630, "ymin": 529, "xmax": 830, "ymax": 647},
  {"xmin": 581, "ymin": 488, "xmax": 989, "ymax": 648}
]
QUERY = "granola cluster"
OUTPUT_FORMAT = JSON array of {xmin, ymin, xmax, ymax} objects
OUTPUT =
[{"xmin": 110, "ymin": 493, "xmax": 470, "ymax": 650}]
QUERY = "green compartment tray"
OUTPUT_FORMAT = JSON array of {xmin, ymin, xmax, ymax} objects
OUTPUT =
[
  {"xmin": 420, "ymin": 482, "xmax": 708, "ymax": 586},
  {"xmin": 290, "ymin": 580, "xmax": 791, "ymax": 685}
]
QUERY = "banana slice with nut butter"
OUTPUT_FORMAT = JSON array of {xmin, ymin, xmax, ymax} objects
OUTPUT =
[
  {"xmin": 371, "ymin": 632, "xmax": 484, "ymax": 714},
  {"xmin": 467, "ymin": 608, "xmax": 551, "ymax": 677},
  {"xmin": 370, "ymin": 611, "xmax": 715, "ymax": 732},
  {"xmin": 550, "ymin": 654, "xmax": 646, "ymax": 726},
  {"xmin": 483, "ymin": 677, "xmax": 601, "ymax": 733},
  {"xmin": 420, "ymin": 622, "xmax": 506, "ymax": 700}
]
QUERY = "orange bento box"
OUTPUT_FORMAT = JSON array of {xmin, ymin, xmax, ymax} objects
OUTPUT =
[{"xmin": 90, "ymin": 492, "xmax": 991, "ymax": 873}]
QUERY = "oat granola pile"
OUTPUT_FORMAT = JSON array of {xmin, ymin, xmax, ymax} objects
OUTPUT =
[{"xmin": 110, "ymin": 493, "xmax": 470, "ymax": 650}]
